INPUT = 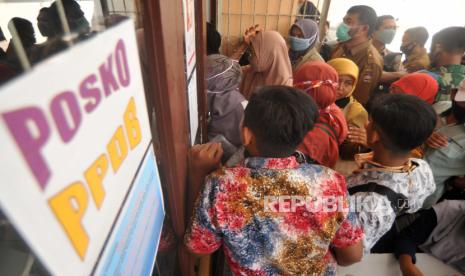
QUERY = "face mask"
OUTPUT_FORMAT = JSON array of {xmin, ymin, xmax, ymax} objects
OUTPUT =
[
  {"xmin": 336, "ymin": 23, "xmax": 352, "ymax": 42},
  {"xmin": 400, "ymin": 42, "xmax": 416, "ymax": 55},
  {"xmin": 376, "ymin": 29, "xmax": 396, "ymax": 45},
  {"xmin": 289, "ymin": 33, "xmax": 317, "ymax": 52}
]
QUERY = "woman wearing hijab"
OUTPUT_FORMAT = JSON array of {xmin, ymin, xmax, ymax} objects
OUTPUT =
[
  {"xmin": 288, "ymin": 18, "xmax": 323, "ymax": 71},
  {"xmin": 328, "ymin": 58, "xmax": 369, "ymax": 160},
  {"xmin": 207, "ymin": 54, "xmax": 246, "ymax": 159},
  {"xmin": 294, "ymin": 61, "xmax": 348, "ymax": 168},
  {"xmin": 390, "ymin": 73, "xmax": 439, "ymax": 105},
  {"xmin": 240, "ymin": 30, "xmax": 293, "ymax": 99}
]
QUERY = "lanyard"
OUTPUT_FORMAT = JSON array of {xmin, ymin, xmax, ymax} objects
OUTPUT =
[{"xmin": 353, "ymin": 152, "xmax": 417, "ymax": 174}]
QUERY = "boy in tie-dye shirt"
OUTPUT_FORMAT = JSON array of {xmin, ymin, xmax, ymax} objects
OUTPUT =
[{"xmin": 185, "ymin": 86, "xmax": 363, "ymax": 275}]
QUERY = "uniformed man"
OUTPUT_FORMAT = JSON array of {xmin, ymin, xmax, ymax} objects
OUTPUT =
[
  {"xmin": 331, "ymin": 5, "xmax": 383, "ymax": 106},
  {"xmin": 401, "ymin": 27, "xmax": 430, "ymax": 73},
  {"xmin": 372, "ymin": 15, "xmax": 397, "ymax": 60}
]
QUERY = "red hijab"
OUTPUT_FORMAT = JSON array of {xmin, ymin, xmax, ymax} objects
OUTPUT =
[
  {"xmin": 391, "ymin": 73, "xmax": 438, "ymax": 104},
  {"xmin": 294, "ymin": 61, "xmax": 348, "ymax": 168},
  {"xmin": 294, "ymin": 61, "xmax": 338, "ymax": 109}
]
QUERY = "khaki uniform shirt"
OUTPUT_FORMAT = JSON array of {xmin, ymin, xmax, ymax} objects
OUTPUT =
[
  {"xmin": 331, "ymin": 40, "xmax": 384, "ymax": 105},
  {"xmin": 294, "ymin": 47, "xmax": 325, "ymax": 71},
  {"xmin": 404, "ymin": 47, "xmax": 430, "ymax": 73}
]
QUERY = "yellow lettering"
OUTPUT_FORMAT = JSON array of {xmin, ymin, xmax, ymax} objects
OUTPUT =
[
  {"xmin": 49, "ymin": 182, "xmax": 89, "ymax": 260},
  {"xmin": 124, "ymin": 97, "xmax": 141, "ymax": 149},
  {"xmin": 84, "ymin": 154, "xmax": 108, "ymax": 209},
  {"xmin": 107, "ymin": 126, "xmax": 128, "ymax": 172}
]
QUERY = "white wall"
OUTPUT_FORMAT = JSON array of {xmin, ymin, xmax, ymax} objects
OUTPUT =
[{"xmin": 326, "ymin": 0, "xmax": 465, "ymax": 52}]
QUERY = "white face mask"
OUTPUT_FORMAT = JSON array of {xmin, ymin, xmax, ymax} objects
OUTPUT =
[{"xmin": 206, "ymin": 60, "xmax": 237, "ymax": 93}]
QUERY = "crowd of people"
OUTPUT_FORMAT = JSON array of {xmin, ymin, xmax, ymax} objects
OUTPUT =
[
  {"xmin": 1, "ymin": 1, "xmax": 464, "ymax": 275},
  {"xmin": 0, "ymin": 0, "xmax": 101, "ymax": 85},
  {"xmin": 189, "ymin": 4, "xmax": 465, "ymax": 276}
]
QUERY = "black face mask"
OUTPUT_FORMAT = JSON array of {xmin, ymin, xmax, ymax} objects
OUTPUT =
[
  {"xmin": 335, "ymin": 97, "xmax": 351, "ymax": 109},
  {"xmin": 400, "ymin": 42, "xmax": 416, "ymax": 55},
  {"xmin": 452, "ymin": 100, "xmax": 465, "ymax": 124}
]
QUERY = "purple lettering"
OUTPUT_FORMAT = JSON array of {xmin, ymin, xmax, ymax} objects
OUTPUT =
[
  {"xmin": 50, "ymin": 91, "xmax": 82, "ymax": 143},
  {"xmin": 2, "ymin": 107, "xmax": 51, "ymax": 189},
  {"xmin": 99, "ymin": 54, "xmax": 119, "ymax": 96},
  {"xmin": 79, "ymin": 74, "xmax": 101, "ymax": 113},
  {"xmin": 115, "ymin": 39, "xmax": 130, "ymax": 87}
]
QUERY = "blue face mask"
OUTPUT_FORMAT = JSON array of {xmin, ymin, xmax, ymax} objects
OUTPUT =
[
  {"xmin": 376, "ymin": 29, "xmax": 396, "ymax": 44},
  {"xmin": 336, "ymin": 23, "xmax": 352, "ymax": 42},
  {"xmin": 289, "ymin": 36, "xmax": 312, "ymax": 51}
]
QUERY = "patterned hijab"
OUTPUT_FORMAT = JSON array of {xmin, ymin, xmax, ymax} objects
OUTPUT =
[{"xmin": 294, "ymin": 61, "xmax": 338, "ymax": 109}]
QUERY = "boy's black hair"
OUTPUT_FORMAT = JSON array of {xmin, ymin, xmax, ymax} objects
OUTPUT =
[
  {"xmin": 369, "ymin": 94, "xmax": 436, "ymax": 154},
  {"xmin": 405, "ymin": 27, "xmax": 429, "ymax": 47},
  {"xmin": 207, "ymin": 22, "xmax": 221, "ymax": 55},
  {"xmin": 431, "ymin": 26, "xmax": 465, "ymax": 54},
  {"xmin": 375, "ymin": 15, "xmax": 395, "ymax": 31},
  {"xmin": 347, "ymin": 5, "xmax": 378, "ymax": 36},
  {"xmin": 243, "ymin": 86, "xmax": 319, "ymax": 157}
]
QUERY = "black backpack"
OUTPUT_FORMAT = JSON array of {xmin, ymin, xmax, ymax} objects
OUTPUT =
[{"xmin": 348, "ymin": 182, "xmax": 410, "ymax": 216}]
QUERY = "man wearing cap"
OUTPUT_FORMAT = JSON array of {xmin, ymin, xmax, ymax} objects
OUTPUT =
[{"xmin": 423, "ymin": 79, "xmax": 465, "ymax": 208}]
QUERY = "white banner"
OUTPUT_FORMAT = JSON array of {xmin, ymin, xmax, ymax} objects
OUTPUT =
[{"xmin": 0, "ymin": 20, "xmax": 159, "ymax": 275}]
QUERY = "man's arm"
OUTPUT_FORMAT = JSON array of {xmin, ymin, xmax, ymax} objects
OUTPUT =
[
  {"xmin": 333, "ymin": 240, "xmax": 363, "ymax": 266},
  {"xmin": 380, "ymin": 70, "xmax": 407, "ymax": 83},
  {"xmin": 186, "ymin": 143, "xmax": 223, "ymax": 219},
  {"xmin": 399, "ymin": 254, "xmax": 424, "ymax": 276},
  {"xmin": 184, "ymin": 143, "xmax": 223, "ymax": 256}
]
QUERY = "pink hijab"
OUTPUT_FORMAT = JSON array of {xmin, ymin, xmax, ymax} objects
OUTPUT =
[{"xmin": 240, "ymin": 31, "xmax": 293, "ymax": 99}]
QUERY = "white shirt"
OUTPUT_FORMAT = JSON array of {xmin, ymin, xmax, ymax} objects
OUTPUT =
[{"xmin": 346, "ymin": 158, "xmax": 436, "ymax": 252}]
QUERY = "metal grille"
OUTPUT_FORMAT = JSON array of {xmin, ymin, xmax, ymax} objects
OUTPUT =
[
  {"xmin": 217, "ymin": 0, "xmax": 324, "ymax": 55},
  {"xmin": 102, "ymin": 0, "xmax": 141, "ymax": 26}
]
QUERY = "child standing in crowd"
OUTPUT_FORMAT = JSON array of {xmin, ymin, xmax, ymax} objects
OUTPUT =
[
  {"xmin": 327, "ymin": 58, "xmax": 369, "ymax": 160},
  {"xmin": 185, "ymin": 86, "xmax": 363, "ymax": 275},
  {"xmin": 294, "ymin": 61, "xmax": 348, "ymax": 168},
  {"xmin": 346, "ymin": 94, "xmax": 436, "ymax": 253}
]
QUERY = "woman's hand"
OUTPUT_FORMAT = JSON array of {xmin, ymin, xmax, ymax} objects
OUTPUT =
[{"xmin": 243, "ymin": 24, "xmax": 262, "ymax": 45}]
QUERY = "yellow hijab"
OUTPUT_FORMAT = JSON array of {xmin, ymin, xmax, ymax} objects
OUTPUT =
[
  {"xmin": 328, "ymin": 58, "xmax": 367, "ymax": 128},
  {"xmin": 327, "ymin": 58, "xmax": 359, "ymax": 96}
]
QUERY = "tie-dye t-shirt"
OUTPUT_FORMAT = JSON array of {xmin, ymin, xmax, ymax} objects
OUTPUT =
[{"xmin": 185, "ymin": 156, "xmax": 363, "ymax": 275}]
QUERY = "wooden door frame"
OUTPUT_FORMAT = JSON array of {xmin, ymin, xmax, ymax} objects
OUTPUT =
[{"xmin": 141, "ymin": 0, "xmax": 199, "ymax": 274}]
